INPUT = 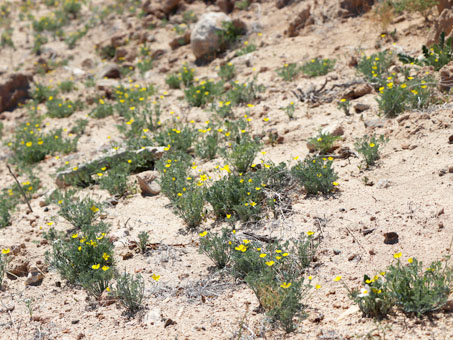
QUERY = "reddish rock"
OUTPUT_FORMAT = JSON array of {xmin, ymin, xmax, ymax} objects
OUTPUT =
[{"xmin": 0, "ymin": 73, "xmax": 33, "ymax": 113}]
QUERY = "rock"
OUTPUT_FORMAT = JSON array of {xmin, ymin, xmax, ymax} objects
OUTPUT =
[
  {"xmin": 364, "ymin": 119, "xmax": 386, "ymax": 128},
  {"xmin": 0, "ymin": 73, "xmax": 33, "ymax": 113},
  {"xmin": 449, "ymin": 165, "xmax": 453, "ymax": 173},
  {"xmin": 287, "ymin": 5, "xmax": 313, "ymax": 37},
  {"xmin": 439, "ymin": 61, "xmax": 453, "ymax": 91},
  {"xmin": 436, "ymin": 208, "xmax": 445, "ymax": 217},
  {"xmin": 427, "ymin": 9, "xmax": 453, "ymax": 45},
  {"xmin": 111, "ymin": 228, "xmax": 129, "ymax": 241},
  {"xmin": 56, "ymin": 146, "xmax": 165, "ymax": 188},
  {"xmin": 169, "ymin": 31, "xmax": 191, "ymax": 50},
  {"xmin": 321, "ymin": 123, "xmax": 344, "ymax": 136},
  {"xmin": 343, "ymin": 83, "xmax": 373, "ymax": 100},
  {"xmin": 25, "ymin": 267, "xmax": 44, "ymax": 286},
  {"xmin": 122, "ymin": 251, "xmax": 133, "ymax": 260},
  {"xmin": 396, "ymin": 113, "xmax": 410, "ymax": 125},
  {"xmin": 437, "ymin": 0, "xmax": 453, "ymax": 15},
  {"xmin": 383, "ymin": 232, "xmax": 399, "ymax": 245},
  {"xmin": 6, "ymin": 259, "xmax": 29, "ymax": 279},
  {"xmin": 96, "ymin": 64, "xmax": 121, "ymax": 79},
  {"xmin": 162, "ymin": 0, "xmax": 180, "ymax": 15},
  {"xmin": 449, "ymin": 134, "xmax": 453, "ymax": 144},
  {"xmin": 376, "ymin": 179, "xmax": 390, "ymax": 189},
  {"xmin": 354, "ymin": 103, "xmax": 370, "ymax": 113},
  {"xmin": 190, "ymin": 12, "xmax": 232, "ymax": 61},
  {"xmin": 276, "ymin": 0, "xmax": 291, "ymax": 9},
  {"xmin": 217, "ymin": 0, "xmax": 234, "ymax": 13},
  {"xmin": 338, "ymin": 0, "xmax": 375, "ymax": 17},
  {"xmin": 137, "ymin": 171, "xmax": 161, "ymax": 196}
]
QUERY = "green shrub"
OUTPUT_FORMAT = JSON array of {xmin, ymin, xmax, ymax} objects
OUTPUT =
[
  {"xmin": 199, "ymin": 229, "xmax": 233, "ymax": 269},
  {"xmin": 91, "ymin": 99, "xmax": 114, "ymax": 118},
  {"xmin": 377, "ymin": 76, "xmax": 433, "ymax": 117},
  {"xmin": 225, "ymin": 76, "xmax": 265, "ymax": 106},
  {"xmin": 357, "ymin": 51, "xmax": 393, "ymax": 88},
  {"xmin": 31, "ymin": 83, "xmax": 58, "ymax": 103},
  {"xmin": 70, "ymin": 119, "xmax": 88, "ymax": 136},
  {"xmin": 184, "ymin": 80, "xmax": 222, "ymax": 107},
  {"xmin": 224, "ymin": 135, "xmax": 261, "ymax": 173},
  {"xmin": 138, "ymin": 231, "xmax": 149, "ymax": 254},
  {"xmin": 57, "ymin": 191, "xmax": 102, "ymax": 230},
  {"xmin": 276, "ymin": 63, "xmax": 300, "ymax": 81},
  {"xmin": 58, "ymin": 80, "xmax": 76, "ymax": 93},
  {"xmin": 165, "ymin": 74, "xmax": 182, "ymax": 89},
  {"xmin": 0, "ymin": 248, "xmax": 10, "ymax": 287},
  {"xmin": 47, "ymin": 226, "xmax": 115, "ymax": 295},
  {"xmin": 218, "ymin": 62, "xmax": 236, "ymax": 81},
  {"xmin": 307, "ymin": 130, "xmax": 341, "ymax": 155},
  {"xmin": 348, "ymin": 274, "xmax": 394, "ymax": 319},
  {"xmin": 114, "ymin": 272, "xmax": 145, "ymax": 313},
  {"xmin": 301, "ymin": 58, "xmax": 335, "ymax": 77},
  {"xmin": 46, "ymin": 98, "xmax": 78, "ymax": 118},
  {"xmin": 337, "ymin": 98, "xmax": 351, "ymax": 115},
  {"xmin": 154, "ymin": 125, "xmax": 197, "ymax": 152},
  {"xmin": 195, "ymin": 128, "xmax": 220, "ymax": 160},
  {"xmin": 7, "ymin": 121, "xmax": 78, "ymax": 165},
  {"xmin": 235, "ymin": 41, "xmax": 256, "ymax": 56},
  {"xmin": 354, "ymin": 134, "xmax": 388, "ymax": 167},
  {"xmin": 399, "ymin": 32, "xmax": 451, "ymax": 71},
  {"xmin": 291, "ymin": 156, "xmax": 338, "ymax": 195},
  {"xmin": 385, "ymin": 256, "xmax": 452, "ymax": 316},
  {"xmin": 280, "ymin": 102, "xmax": 296, "ymax": 119},
  {"xmin": 99, "ymin": 162, "xmax": 132, "ymax": 197}
]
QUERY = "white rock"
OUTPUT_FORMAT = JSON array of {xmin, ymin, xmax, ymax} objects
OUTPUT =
[
  {"xmin": 143, "ymin": 307, "xmax": 163, "ymax": 326},
  {"xmin": 190, "ymin": 12, "xmax": 231, "ymax": 60},
  {"xmin": 376, "ymin": 179, "xmax": 390, "ymax": 189}
]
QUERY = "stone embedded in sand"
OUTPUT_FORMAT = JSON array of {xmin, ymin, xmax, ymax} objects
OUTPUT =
[
  {"xmin": 217, "ymin": 0, "xmax": 234, "ymax": 13},
  {"xmin": 190, "ymin": 12, "xmax": 232, "ymax": 61},
  {"xmin": 97, "ymin": 63, "xmax": 121, "ymax": 79},
  {"xmin": 25, "ymin": 266, "xmax": 44, "ymax": 286},
  {"xmin": 354, "ymin": 103, "xmax": 370, "ymax": 113},
  {"xmin": 0, "ymin": 73, "xmax": 33, "ymax": 113},
  {"xmin": 169, "ymin": 31, "xmax": 191, "ymax": 50},
  {"xmin": 437, "ymin": 0, "xmax": 453, "ymax": 16},
  {"xmin": 321, "ymin": 123, "xmax": 344, "ymax": 137},
  {"xmin": 162, "ymin": 0, "xmax": 180, "ymax": 15},
  {"xmin": 287, "ymin": 5, "xmax": 313, "ymax": 37},
  {"xmin": 6, "ymin": 259, "xmax": 29, "ymax": 279},
  {"xmin": 342, "ymin": 83, "xmax": 373, "ymax": 100},
  {"xmin": 383, "ymin": 232, "xmax": 399, "ymax": 245}
]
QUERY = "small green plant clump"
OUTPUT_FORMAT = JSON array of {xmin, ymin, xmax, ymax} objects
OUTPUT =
[
  {"xmin": 357, "ymin": 51, "xmax": 393, "ymax": 88},
  {"xmin": 307, "ymin": 130, "xmax": 341, "ymax": 155},
  {"xmin": 235, "ymin": 40, "xmax": 257, "ymax": 57},
  {"xmin": 301, "ymin": 58, "xmax": 335, "ymax": 77},
  {"xmin": 7, "ymin": 121, "xmax": 78, "ymax": 165},
  {"xmin": 0, "ymin": 248, "xmax": 10, "ymax": 287},
  {"xmin": 184, "ymin": 80, "xmax": 222, "ymax": 107},
  {"xmin": 337, "ymin": 98, "xmax": 351, "ymax": 115},
  {"xmin": 376, "ymin": 75, "xmax": 433, "ymax": 117},
  {"xmin": 280, "ymin": 102, "xmax": 296, "ymax": 119},
  {"xmin": 346, "ymin": 254, "xmax": 453, "ymax": 319},
  {"xmin": 46, "ymin": 97, "xmax": 78, "ymax": 118},
  {"xmin": 138, "ymin": 231, "xmax": 150, "ymax": 254},
  {"xmin": 199, "ymin": 230, "xmax": 319, "ymax": 333},
  {"xmin": 291, "ymin": 156, "xmax": 338, "ymax": 195},
  {"xmin": 114, "ymin": 272, "xmax": 145, "ymax": 314},
  {"xmin": 354, "ymin": 134, "xmax": 388, "ymax": 167},
  {"xmin": 225, "ymin": 76, "xmax": 265, "ymax": 106},
  {"xmin": 218, "ymin": 62, "xmax": 236, "ymax": 81},
  {"xmin": 399, "ymin": 32, "xmax": 452, "ymax": 71},
  {"xmin": 276, "ymin": 63, "xmax": 300, "ymax": 81}
]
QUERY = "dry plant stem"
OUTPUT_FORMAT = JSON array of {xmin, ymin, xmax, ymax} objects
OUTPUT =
[
  {"xmin": 6, "ymin": 164, "xmax": 33, "ymax": 213},
  {"xmin": 1, "ymin": 298, "xmax": 22, "ymax": 340},
  {"xmin": 344, "ymin": 224, "xmax": 366, "ymax": 252}
]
